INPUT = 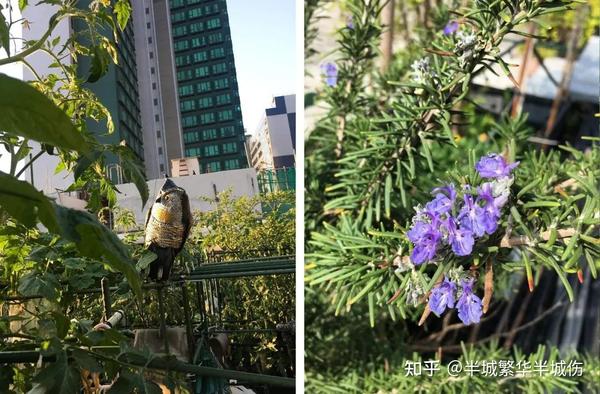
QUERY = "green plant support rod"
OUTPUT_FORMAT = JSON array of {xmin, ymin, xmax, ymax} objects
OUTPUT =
[{"xmin": 0, "ymin": 351, "xmax": 296, "ymax": 388}]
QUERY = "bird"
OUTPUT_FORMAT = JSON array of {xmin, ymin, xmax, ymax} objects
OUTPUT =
[{"xmin": 144, "ymin": 178, "xmax": 192, "ymax": 281}]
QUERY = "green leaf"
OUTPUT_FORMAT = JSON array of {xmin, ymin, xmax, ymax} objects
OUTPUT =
[
  {"xmin": 28, "ymin": 352, "xmax": 80, "ymax": 394},
  {"xmin": 0, "ymin": 9, "xmax": 9, "ymax": 56},
  {"xmin": 137, "ymin": 250, "xmax": 157, "ymax": 270},
  {"xmin": 0, "ymin": 74, "xmax": 89, "ymax": 153},
  {"xmin": 17, "ymin": 272, "xmax": 60, "ymax": 301},
  {"xmin": 110, "ymin": 370, "xmax": 162, "ymax": 394},
  {"xmin": 54, "ymin": 205, "xmax": 142, "ymax": 300},
  {"xmin": 114, "ymin": 0, "xmax": 132, "ymax": 31},
  {"xmin": 70, "ymin": 348, "xmax": 102, "ymax": 373},
  {"xmin": 119, "ymin": 148, "xmax": 149, "ymax": 207},
  {"xmin": 18, "ymin": 0, "xmax": 27, "ymax": 11},
  {"xmin": 0, "ymin": 172, "xmax": 59, "ymax": 232},
  {"xmin": 87, "ymin": 45, "xmax": 111, "ymax": 83}
]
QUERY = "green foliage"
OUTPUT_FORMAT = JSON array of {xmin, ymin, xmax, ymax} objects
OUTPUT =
[
  {"xmin": 0, "ymin": 0, "xmax": 162, "ymax": 390},
  {"xmin": 0, "ymin": 74, "xmax": 89, "ymax": 153},
  {"xmin": 305, "ymin": 0, "xmax": 600, "ymax": 390},
  {"xmin": 190, "ymin": 189, "xmax": 295, "ymax": 375}
]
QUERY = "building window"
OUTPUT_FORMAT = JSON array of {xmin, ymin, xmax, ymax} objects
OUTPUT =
[
  {"xmin": 177, "ymin": 69, "xmax": 193, "ymax": 81},
  {"xmin": 148, "ymin": 37, "xmax": 153, "ymax": 44},
  {"xmin": 155, "ymin": 114, "xmax": 160, "ymax": 122},
  {"xmin": 152, "ymin": 82, "xmax": 157, "ymax": 90},
  {"xmin": 202, "ymin": 128, "xmax": 218, "ymax": 140},
  {"xmin": 185, "ymin": 147, "xmax": 202, "ymax": 157},
  {"xmin": 222, "ymin": 142, "xmax": 237, "ymax": 154},
  {"xmin": 178, "ymin": 84, "xmax": 194, "ymax": 96},
  {"xmin": 193, "ymin": 51, "xmax": 208, "ymax": 63},
  {"xmin": 212, "ymin": 62, "xmax": 227, "ymax": 74},
  {"xmin": 169, "ymin": 0, "xmax": 184, "ymax": 8},
  {"xmin": 188, "ymin": 7, "xmax": 203, "ymax": 19},
  {"xmin": 206, "ymin": 161, "xmax": 221, "ymax": 173},
  {"xmin": 147, "ymin": 22, "xmax": 151, "ymax": 29},
  {"xmin": 220, "ymin": 126, "xmax": 235, "ymax": 137},
  {"xmin": 159, "ymin": 163, "xmax": 165, "ymax": 172},
  {"xmin": 213, "ymin": 77, "xmax": 229, "ymax": 90},
  {"xmin": 197, "ymin": 81, "xmax": 211, "ymax": 93},
  {"xmin": 149, "ymin": 52, "xmax": 154, "ymax": 59},
  {"xmin": 189, "ymin": 22, "xmax": 204, "ymax": 34},
  {"xmin": 158, "ymin": 147, "xmax": 163, "ymax": 155},
  {"xmin": 224, "ymin": 159, "xmax": 240, "ymax": 171},
  {"xmin": 204, "ymin": 144, "xmax": 219, "ymax": 157},
  {"xmin": 180, "ymin": 99, "xmax": 196, "ymax": 112},
  {"xmin": 184, "ymin": 131, "xmax": 200, "ymax": 143},
  {"xmin": 208, "ymin": 33, "xmax": 223, "ymax": 44},
  {"xmin": 182, "ymin": 115, "xmax": 198, "ymax": 128},
  {"xmin": 200, "ymin": 113, "xmax": 215, "ymax": 125},
  {"xmin": 174, "ymin": 40, "xmax": 189, "ymax": 52},
  {"xmin": 173, "ymin": 25, "xmax": 187, "ymax": 38},
  {"xmin": 194, "ymin": 66, "xmax": 209, "ymax": 78},
  {"xmin": 217, "ymin": 110, "xmax": 233, "ymax": 122},
  {"xmin": 157, "ymin": 130, "xmax": 161, "ymax": 138},
  {"xmin": 198, "ymin": 97, "xmax": 213, "ymax": 109},
  {"xmin": 175, "ymin": 55, "xmax": 190, "ymax": 66},
  {"xmin": 216, "ymin": 93, "xmax": 231, "ymax": 106},
  {"xmin": 150, "ymin": 67, "xmax": 155, "ymax": 74},
  {"xmin": 145, "ymin": 7, "xmax": 149, "ymax": 14},
  {"xmin": 171, "ymin": 11, "xmax": 186, "ymax": 23},
  {"xmin": 206, "ymin": 17, "xmax": 221, "ymax": 30},
  {"xmin": 153, "ymin": 98, "xmax": 158, "ymax": 106},
  {"xmin": 191, "ymin": 37, "xmax": 206, "ymax": 48},
  {"xmin": 209, "ymin": 47, "xmax": 225, "ymax": 59}
]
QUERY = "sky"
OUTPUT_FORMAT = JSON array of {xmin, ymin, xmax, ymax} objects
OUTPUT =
[{"xmin": 226, "ymin": 0, "xmax": 296, "ymax": 135}]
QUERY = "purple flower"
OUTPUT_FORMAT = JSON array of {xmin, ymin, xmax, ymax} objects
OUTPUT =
[
  {"xmin": 321, "ymin": 62, "xmax": 338, "ymax": 87},
  {"xmin": 346, "ymin": 15, "xmax": 354, "ymax": 29},
  {"xmin": 475, "ymin": 153, "xmax": 519, "ymax": 179},
  {"xmin": 445, "ymin": 217, "xmax": 474, "ymax": 256},
  {"xmin": 458, "ymin": 194, "xmax": 486, "ymax": 237},
  {"xmin": 443, "ymin": 21, "xmax": 459, "ymax": 35},
  {"xmin": 425, "ymin": 193, "xmax": 453, "ymax": 216},
  {"xmin": 409, "ymin": 221, "xmax": 441, "ymax": 265},
  {"xmin": 477, "ymin": 182, "xmax": 502, "ymax": 235},
  {"xmin": 456, "ymin": 278, "xmax": 482, "ymax": 325},
  {"xmin": 428, "ymin": 277, "xmax": 456, "ymax": 316}
]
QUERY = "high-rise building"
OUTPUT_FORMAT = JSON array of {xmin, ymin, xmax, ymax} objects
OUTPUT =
[
  {"xmin": 133, "ymin": 0, "xmax": 184, "ymax": 179},
  {"xmin": 72, "ymin": 0, "xmax": 145, "ymax": 183},
  {"xmin": 249, "ymin": 94, "xmax": 296, "ymax": 170},
  {"xmin": 169, "ymin": 0, "xmax": 248, "ymax": 173}
]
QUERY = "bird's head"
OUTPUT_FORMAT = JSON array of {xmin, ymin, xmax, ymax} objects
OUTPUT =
[{"xmin": 153, "ymin": 179, "xmax": 188, "ymax": 221}]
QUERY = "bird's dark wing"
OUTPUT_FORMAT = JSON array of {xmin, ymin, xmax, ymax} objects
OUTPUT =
[
  {"xmin": 145, "ymin": 203, "xmax": 153, "ymax": 229},
  {"xmin": 177, "ymin": 192, "xmax": 193, "ymax": 255}
]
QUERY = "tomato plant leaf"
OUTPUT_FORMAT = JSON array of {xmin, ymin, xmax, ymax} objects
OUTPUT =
[
  {"xmin": 0, "ymin": 173, "xmax": 60, "ymax": 232},
  {"xmin": 54, "ymin": 205, "xmax": 142, "ymax": 300},
  {"xmin": 0, "ymin": 74, "xmax": 89, "ymax": 153}
]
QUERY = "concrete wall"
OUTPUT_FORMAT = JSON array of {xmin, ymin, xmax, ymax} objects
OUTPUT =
[{"xmin": 116, "ymin": 168, "xmax": 259, "ymax": 225}]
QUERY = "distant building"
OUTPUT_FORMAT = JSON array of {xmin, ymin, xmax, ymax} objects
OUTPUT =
[
  {"xmin": 249, "ymin": 95, "xmax": 296, "ymax": 170},
  {"xmin": 73, "ymin": 0, "xmax": 145, "ymax": 179},
  {"xmin": 132, "ymin": 0, "xmax": 185, "ymax": 179},
  {"xmin": 169, "ymin": 0, "xmax": 248, "ymax": 174},
  {"xmin": 171, "ymin": 157, "xmax": 201, "ymax": 177}
]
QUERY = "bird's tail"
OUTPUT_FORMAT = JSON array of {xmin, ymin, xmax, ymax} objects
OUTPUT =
[{"xmin": 147, "ymin": 245, "xmax": 176, "ymax": 281}]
